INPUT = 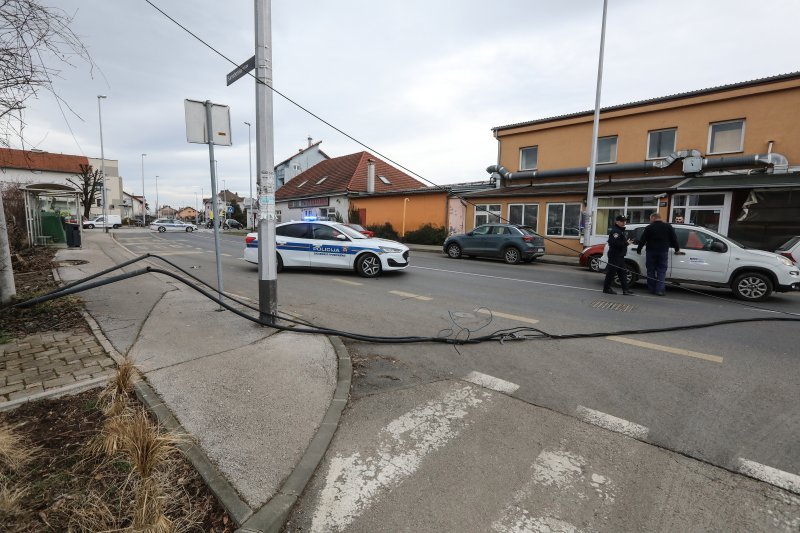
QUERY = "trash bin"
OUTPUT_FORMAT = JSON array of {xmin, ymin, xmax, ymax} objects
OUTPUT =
[{"xmin": 66, "ymin": 224, "xmax": 81, "ymax": 248}]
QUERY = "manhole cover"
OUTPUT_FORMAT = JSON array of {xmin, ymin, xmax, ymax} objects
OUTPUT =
[
  {"xmin": 56, "ymin": 259, "xmax": 89, "ymax": 266},
  {"xmin": 591, "ymin": 299, "xmax": 635, "ymax": 313}
]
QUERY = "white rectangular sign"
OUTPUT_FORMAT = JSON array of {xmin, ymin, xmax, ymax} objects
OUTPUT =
[{"xmin": 184, "ymin": 99, "xmax": 232, "ymax": 146}]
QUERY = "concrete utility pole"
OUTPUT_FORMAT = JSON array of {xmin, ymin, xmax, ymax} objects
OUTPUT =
[
  {"xmin": 0, "ymin": 192, "xmax": 16, "ymax": 304},
  {"xmin": 255, "ymin": 0, "xmax": 277, "ymax": 324},
  {"xmin": 245, "ymin": 121, "xmax": 254, "ymax": 230},
  {"xmin": 155, "ymin": 175, "xmax": 159, "ymax": 219},
  {"xmin": 141, "ymin": 153, "xmax": 146, "ymax": 226},
  {"xmin": 97, "ymin": 95, "xmax": 108, "ymax": 233},
  {"xmin": 585, "ymin": 0, "xmax": 609, "ymax": 247}
]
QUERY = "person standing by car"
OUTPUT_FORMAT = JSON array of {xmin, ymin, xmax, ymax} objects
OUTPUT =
[
  {"xmin": 603, "ymin": 215, "xmax": 634, "ymax": 295},
  {"xmin": 636, "ymin": 213, "xmax": 680, "ymax": 296}
]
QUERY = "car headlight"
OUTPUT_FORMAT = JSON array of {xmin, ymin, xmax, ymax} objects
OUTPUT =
[
  {"xmin": 379, "ymin": 246, "xmax": 403, "ymax": 253},
  {"xmin": 778, "ymin": 255, "xmax": 793, "ymax": 266}
]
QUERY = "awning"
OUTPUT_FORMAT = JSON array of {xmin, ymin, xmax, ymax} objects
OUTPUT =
[{"xmin": 679, "ymin": 173, "xmax": 799, "ymax": 190}]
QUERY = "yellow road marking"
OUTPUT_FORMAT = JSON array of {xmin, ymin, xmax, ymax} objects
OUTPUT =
[
  {"xmin": 606, "ymin": 336, "xmax": 723, "ymax": 363},
  {"xmin": 476, "ymin": 308, "xmax": 539, "ymax": 325},
  {"xmin": 389, "ymin": 290, "xmax": 433, "ymax": 301},
  {"xmin": 333, "ymin": 278, "xmax": 363, "ymax": 286}
]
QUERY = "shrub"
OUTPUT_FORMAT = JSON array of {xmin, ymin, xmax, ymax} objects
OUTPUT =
[
  {"xmin": 365, "ymin": 222, "xmax": 399, "ymax": 241},
  {"xmin": 403, "ymin": 224, "xmax": 448, "ymax": 245}
]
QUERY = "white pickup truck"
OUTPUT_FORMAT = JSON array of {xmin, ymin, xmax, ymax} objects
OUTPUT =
[{"xmin": 601, "ymin": 223, "xmax": 800, "ymax": 301}]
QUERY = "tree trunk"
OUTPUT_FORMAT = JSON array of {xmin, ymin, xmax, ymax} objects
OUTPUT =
[{"xmin": 0, "ymin": 191, "xmax": 17, "ymax": 305}]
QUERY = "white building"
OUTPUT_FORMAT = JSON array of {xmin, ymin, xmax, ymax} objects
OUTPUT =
[{"xmin": 275, "ymin": 138, "xmax": 329, "ymax": 189}]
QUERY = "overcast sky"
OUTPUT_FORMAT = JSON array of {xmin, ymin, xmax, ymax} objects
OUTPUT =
[{"xmin": 14, "ymin": 0, "xmax": 800, "ymax": 210}]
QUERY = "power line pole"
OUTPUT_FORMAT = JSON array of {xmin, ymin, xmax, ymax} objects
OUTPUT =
[
  {"xmin": 255, "ymin": 0, "xmax": 277, "ymax": 324},
  {"xmin": 141, "ymin": 153, "xmax": 146, "ymax": 226},
  {"xmin": 97, "ymin": 95, "xmax": 108, "ymax": 233}
]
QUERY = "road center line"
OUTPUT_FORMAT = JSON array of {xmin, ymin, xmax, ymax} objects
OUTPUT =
[
  {"xmin": 476, "ymin": 308, "xmax": 539, "ymax": 325},
  {"xmin": 410, "ymin": 265, "xmax": 601, "ymax": 293},
  {"xmin": 576, "ymin": 405, "xmax": 649, "ymax": 439},
  {"xmin": 388, "ymin": 290, "xmax": 433, "ymax": 301},
  {"xmin": 333, "ymin": 278, "xmax": 363, "ymax": 286},
  {"xmin": 463, "ymin": 371, "xmax": 520, "ymax": 394},
  {"xmin": 606, "ymin": 336, "xmax": 723, "ymax": 363},
  {"xmin": 737, "ymin": 458, "xmax": 800, "ymax": 493}
]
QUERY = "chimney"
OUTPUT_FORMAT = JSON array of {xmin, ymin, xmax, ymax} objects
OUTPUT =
[
  {"xmin": 367, "ymin": 159, "xmax": 376, "ymax": 194},
  {"xmin": 308, "ymin": 136, "xmax": 313, "ymax": 148}
]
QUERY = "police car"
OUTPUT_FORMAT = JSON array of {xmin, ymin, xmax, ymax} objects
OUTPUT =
[{"xmin": 243, "ymin": 220, "xmax": 410, "ymax": 277}]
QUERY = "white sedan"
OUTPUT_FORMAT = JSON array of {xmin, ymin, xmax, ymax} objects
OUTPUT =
[
  {"xmin": 243, "ymin": 220, "xmax": 409, "ymax": 277},
  {"xmin": 149, "ymin": 218, "xmax": 198, "ymax": 233}
]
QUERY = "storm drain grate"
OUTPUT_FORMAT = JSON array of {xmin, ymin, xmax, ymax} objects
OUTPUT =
[{"xmin": 591, "ymin": 300, "xmax": 636, "ymax": 313}]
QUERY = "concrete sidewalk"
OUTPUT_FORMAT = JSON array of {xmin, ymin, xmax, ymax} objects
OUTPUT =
[
  {"xmin": 406, "ymin": 243, "xmax": 581, "ymax": 266},
  {"xmin": 53, "ymin": 232, "xmax": 347, "ymax": 532}
]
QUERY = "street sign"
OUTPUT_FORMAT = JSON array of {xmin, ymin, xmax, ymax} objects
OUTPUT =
[
  {"xmin": 226, "ymin": 206, "xmax": 234, "ymax": 215},
  {"xmin": 184, "ymin": 100, "xmax": 232, "ymax": 146},
  {"xmin": 226, "ymin": 55, "xmax": 256, "ymax": 86}
]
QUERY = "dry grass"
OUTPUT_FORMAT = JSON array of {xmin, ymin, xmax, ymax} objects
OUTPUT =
[
  {"xmin": 0, "ymin": 482, "xmax": 27, "ymax": 518},
  {"xmin": 0, "ymin": 423, "xmax": 37, "ymax": 474},
  {"xmin": 87, "ymin": 410, "xmax": 133, "ymax": 458},
  {"xmin": 100, "ymin": 357, "xmax": 137, "ymax": 412},
  {"xmin": 120, "ymin": 409, "xmax": 181, "ymax": 481}
]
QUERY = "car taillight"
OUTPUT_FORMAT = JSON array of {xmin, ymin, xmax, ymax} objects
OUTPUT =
[
  {"xmin": 245, "ymin": 236, "xmax": 257, "ymax": 245},
  {"xmin": 522, "ymin": 236, "xmax": 534, "ymax": 242},
  {"xmin": 780, "ymin": 251, "xmax": 796, "ymax": 262}
]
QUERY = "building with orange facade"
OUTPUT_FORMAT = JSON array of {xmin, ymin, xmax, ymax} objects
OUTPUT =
[{"xmin": 464, "ymin": 72, "xmax": 800, "ymax": 255}]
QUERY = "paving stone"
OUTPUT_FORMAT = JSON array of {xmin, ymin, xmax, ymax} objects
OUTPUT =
[
  {"xmin": 16, "ymin": 342, "xmax": 32, "ymax": 349},
  {"xmin": 6, "ymin": 373, "xmax": 24, "ymax": 385},
  {"xmin": 89, "ymin": 347, "xmax": 104, "ymax": 355},
  {"xmin": 18, "ymin": 348, "xmax": 38, "ymax": 356},
  {"xmin": 10, "ymin": 386, "xmax": 42, "ymax": 400},
  {"xmin": 89, "ymin": 369, "xmax": 116, "ymax": 380},
  {"xmin": 44, "ymin": 375, "xmax": 76, "ymax": 389},
  {"xmin": 73, "ymin": 346, "xmax": 91, "ymax": 355},
  {"xmin": 0, "ymin": 382, "xmax": 24, "ymax": 395},
  {"xmin": 37, "ymin": 348, "xmax": 61, "ymax": 357},
  {"xmin": 72, "ymin": 364, "xmax": 100, "ymax": 378},
  {"xmin": 81, "ymin": 355, "xmax": 110, "ymax": 366}
]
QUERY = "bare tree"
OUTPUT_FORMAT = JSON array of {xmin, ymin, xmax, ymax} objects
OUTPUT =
[
  {"xmin": 1, "ymin": 0, "xmax": 94, "ymax": 145},
  {"xmin": 67, "ymin": 163, "xmax": 102, "ymax": 220}
]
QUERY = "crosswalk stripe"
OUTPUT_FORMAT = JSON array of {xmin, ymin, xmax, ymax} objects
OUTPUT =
[
  {"xmin": 737, "ymin": 458, "xmax": 800, "ymax": 493},
  {"xmin": 464, "ymin": 371, "xmax": 519, "ymax": 394},
  {"xmin": 576, "ymin": 405, "xmax": 649, "ymax": 439}
]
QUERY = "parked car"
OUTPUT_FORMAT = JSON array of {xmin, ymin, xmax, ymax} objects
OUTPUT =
[
  {"xmin": 224, "ymin": 219, "xmax": 243, "ymax": 230},
  {"xmin": 83, "ymin": 215, "xmax": 121, "ymax": 229},
  {"xmin": 579, "ymin": 243, "xmax": 606, "ymax": 272},
  {"xmin": 344, "ymin": 223, "xmax": 375, "ymax": 238},
  {"xmin": 600, "ymin": 223, "xmax": 800, "ymax": 301},
  {"xmin": 443, "ymin": 224, "xmax": 546, "ymax": 264},
  {"xmin": 149, "ymin": 218, "xmax": 197, "ymax": 232},
  {"xmin": 243, "ymin": 220, "xmax": 409, "ymax": 278},
  {"xmin": 775, "ymin": 236, "xmax": 800, "ymax": 264}
]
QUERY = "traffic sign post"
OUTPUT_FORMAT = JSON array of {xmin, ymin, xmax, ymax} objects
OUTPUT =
[{"xmin": 226, "ymin": 205, "xmax": 234, "ymax": 215}]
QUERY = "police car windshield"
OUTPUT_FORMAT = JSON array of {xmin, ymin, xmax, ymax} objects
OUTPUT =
[{"xmin": 333, "ymin": 223, "xmax": 367, "ymax": 239}]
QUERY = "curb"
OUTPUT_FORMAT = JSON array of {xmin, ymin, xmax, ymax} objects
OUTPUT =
[
  {"xmin": 0, "ymin": 374, "xmax": 108, "ymax": 413},
  {"xmin": 236, "ymin": 335, "xmax": 352, "ymax": 533}
]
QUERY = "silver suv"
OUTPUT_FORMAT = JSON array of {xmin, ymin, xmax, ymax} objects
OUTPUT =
[{"xmin": 601, "ymin": 223, "xmax": 800, "ymax": 301}]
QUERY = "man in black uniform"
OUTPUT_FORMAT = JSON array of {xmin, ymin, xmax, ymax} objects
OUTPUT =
[
  {"xmin": 636, "ymin": 212, "xmax": 681, "ymax": 295},
  {"xmin": 603, "ymin": 215, "xmax": 634, "ymax": 295}
]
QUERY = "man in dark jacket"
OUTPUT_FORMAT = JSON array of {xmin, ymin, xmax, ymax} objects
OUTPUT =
[
  {"xmin": 636, "ymin": 212, "xmax": 681, "ymax": 296},
  {"xmin": 603, "ymin": 215, "xmax": 634, "ymax": 295}
]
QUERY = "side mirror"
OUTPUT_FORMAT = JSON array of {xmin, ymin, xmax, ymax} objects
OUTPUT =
[
  {"xmin": 467, "ymin": 231, "xmax": 474, "ymax": 237},
  {"xmin": 336, "ymin": 234, "xmax": 348, "ymax": 241},
  {"xmin": 710, "ymin": 241, "xmax": 727, "ymax": 253}
]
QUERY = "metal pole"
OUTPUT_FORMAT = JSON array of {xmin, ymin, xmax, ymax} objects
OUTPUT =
[
  {"xmin": 155, "ymin": 175, "xmax": 159, "ymax": 219},
  {"xmin": 402, "ymin": 197, "xmax": 409, "ymax": 237},
  {"xmin": 141, "ymin": 153, "xmax": 146, "ymax": 227},
  {"xmin": 97, "ymin": 95, "xmax": 108, "ymax": 233},
  {"xmin": 206, "ymin": 101, "xmax": 225, "ymax": 309},
  {"xmin": 245, "ymin": 121, "xmax": 253, "ymax": 230},
  {"xmin": 195, "ymin": 192, "xmax": 199, "ymax": 225},
  {"xmin": 255, "ymin": 0, "xmax": 277, "ymax": 324},
  {"xmin": 585, "ymin": 0, "xmax": 608, "ymax": 247}
]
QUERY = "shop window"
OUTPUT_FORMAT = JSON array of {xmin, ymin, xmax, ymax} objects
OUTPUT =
[
  {"xmin": 597, "ymin": 136, "xmax": 617, "ymax": 164},
  {"xmin": 520, "ymin": 146, "xmax": 538, "ymax": 170},
  {"xmin": 595, "ymin": 196, "xmax": 658, "ymax": 235},
  {"xmin": 647, "ymin": 128, "xmax": 676, "ymax": 159},
  {"xmin": 546, "ymin": 203, "xmax": 581, "ymax": 237},
  {"xmin": 708, "ymin": 120, "xmax": 744, "ymax": 154},
  {"xmin": 508, "ymin": 203, "xmax": 538, "ymax": 230},
  {"xmin": 475, "ymin": 204, "xmax": 501, "ymax": 226}
]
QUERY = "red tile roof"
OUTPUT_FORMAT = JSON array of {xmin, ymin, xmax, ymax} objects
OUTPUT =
[
  {"xmin": 275, "ymin": 151, "xmax": 426, "ymax": 201},
  {"xmin": 0, "ymin": 148, "xmax": 89, "ymax": 174}
]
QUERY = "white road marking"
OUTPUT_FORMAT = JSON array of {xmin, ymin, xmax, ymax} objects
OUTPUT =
[
  {"xmin": 463, "ymin": 371, "xmax": 520, "ymax": 394},
  {"xmin": 310, "ymin": 385, "xmax": 489, "ymax": 532},
  {"xmin": 333, "ymin": 278, "xmax": 363, "ymax": 286},
  {"xmin": 388, "ymin": 290, "xmax": 433, "ymax": 301},
  {"xmin": 411, "ymin": 265, "xmax": 602, "ymax": 293},
  {"xmin": 221, "ymin": 253, "xmax": 232, "ymax": 257},
  {"xmin": 606, "ymin": 335, "xmax": 723, "ymax": 363},
  {"xmin": 476, "ymin": 308, "xmax": 539, "ymax": 325},
  {"xmin": 576, "ymin": 405, "xmax": 649, "ymax": 439},
  {"xmin": 737, "ymin": 458, "xmax": 800, "ymax": 493},
  {"xmin": 144, "ymin": 251, "xmax": 205, "ymax": 256}
]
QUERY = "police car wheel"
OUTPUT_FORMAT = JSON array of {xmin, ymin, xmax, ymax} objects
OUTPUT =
[
  {"xmin": 356, "ymin": 254, "xmax": 382, "ymax": 278},
  {"xmin": 158, "ymin": 226, "xmax": 166, "ymax": 233},
  {"xmin": 186, "ymin": 227, "xmax": 193, "ymax": 232}
]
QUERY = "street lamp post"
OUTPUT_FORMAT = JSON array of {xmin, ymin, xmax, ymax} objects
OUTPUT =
[
  {"xmin": 155, "ymin": 175, "xmax": 159, "ymax": 219},
  {"xmin": 245, "ymin": 121, "xmax": 253, "ymax": 230},
  {"xmin": 97, "ymin": 95, "xmax": 108, "ymax": 233},
  {"xmin": 140, "ymin": 153, "xmax": 146, "ymax": 226}
]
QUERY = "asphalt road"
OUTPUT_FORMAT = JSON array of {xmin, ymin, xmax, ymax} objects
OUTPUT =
[{"xmin": 113, "ymin": 229, "xmax": 800, "ymax": 510}]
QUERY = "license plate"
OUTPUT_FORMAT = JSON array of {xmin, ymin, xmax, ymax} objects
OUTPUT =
[{"xmin": 537, "ymin": 248, "xmax": 545, "ymax": 253}]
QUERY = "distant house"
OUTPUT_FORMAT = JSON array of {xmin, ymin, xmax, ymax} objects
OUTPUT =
[
  {"xmin": 275, "ymin": 151, "xmax": 426, "ymax": 223},
  {"xmin": 275, "ymin": 137, "xmax": 329, "ymax": 189},
  {"xmin": 159, "ymin": 205, "xmax": 178, "ymax": 218},
  {"xmin": 176, "ymin": 206, "xmax": 199, "ymax": 222},
  {"xmin": 123, "ymin": 192, "xmax": 146, "ymax": 222},
  {"xmin": 202, "ymin": 189, "xmax": 244, "ymax": 221}
]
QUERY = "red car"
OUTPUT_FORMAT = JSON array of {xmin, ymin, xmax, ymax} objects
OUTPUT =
[
  {"xmin": 345, "ymin": 223, "xmax": 375, "ymax": 238},
  {"xmin": 579, "ymin": 243, "xmax": 606, "ymax": 272}
]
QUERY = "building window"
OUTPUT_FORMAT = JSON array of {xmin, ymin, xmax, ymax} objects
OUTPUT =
[
  {"xmin": 708, "ymin": 120, "xmax": 744, "ymax": 154},
  {"xmin": 317, "ymin": 176, "xmax": 328, "ymax": 184},
  {"xmin": 379, "ymin": 175, "xmax": 391, "ymax": 185},
  {"xmin": 474, "ymin": 204, "xmax": 501, "ymax": 226},
  {"xmin": 508, "ymin": 203, "xmax": 538, "ymax": 230},
  {"xmin": 276, "ymin": 210, "xmax": 282, "ymax": 223},
  {"xmin": 320, "ymin": 207, "xmax": 337, "ymax": 220},
  {"xmin": 597, "ymin": 136, "xmax": 617, "ymax": 164},
  {"xmin": 297, "ymin": 180, "xmax": 308, "ymax": 188},
  {"xmin": 546, "ymin": 203, "xmax": 581, "ymax": 237},
  {"xmin": 96, "ymin": 198, "xmax": 102, "ymax": 207},
  {"xmin": 519, "ymin": 146, "xmax": 538, "ymax": 170},
  {"xmin": 594, "ymin": 196, "xmax": 659, "ymax": 235},
  {"xmin": 647, "ymin": 128, "xmax": 676, "ymax": 159},
  {"xmin": 276, "ymin": 167, "xmax": 285, "ymax": 186}
]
